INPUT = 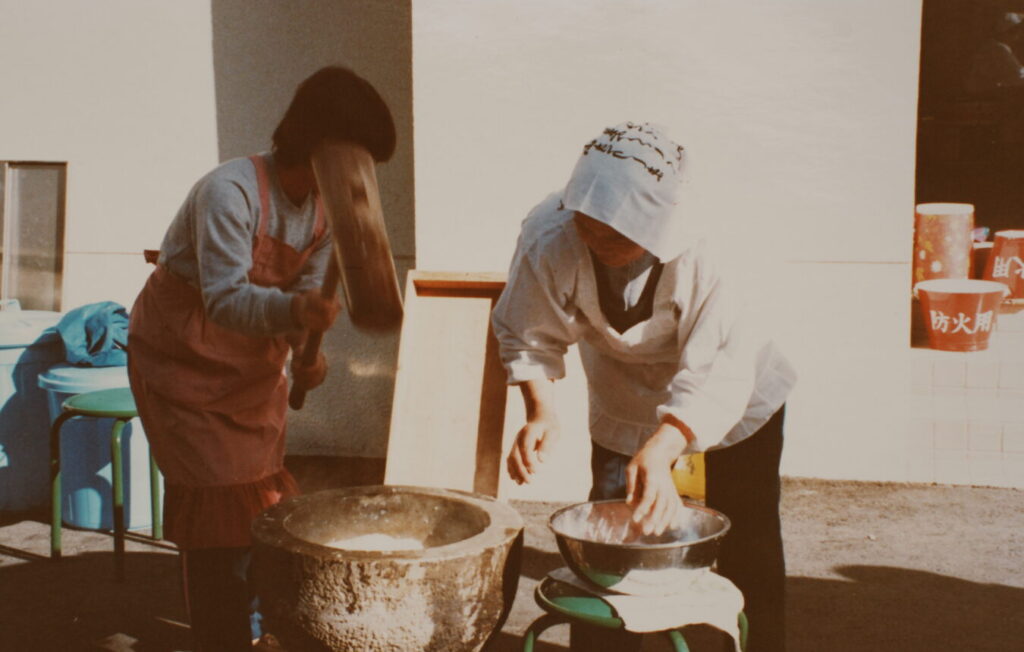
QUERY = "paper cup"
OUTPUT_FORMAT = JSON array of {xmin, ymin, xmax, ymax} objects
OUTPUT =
[{"xmin": 913, "ymin": 203, "xmax": 974, "ymax": 286}]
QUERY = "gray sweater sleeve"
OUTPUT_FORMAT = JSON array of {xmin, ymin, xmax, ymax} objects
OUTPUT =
[{"xmin": 192, "ymin": 175, "xmax": 298, "ymax": 336}]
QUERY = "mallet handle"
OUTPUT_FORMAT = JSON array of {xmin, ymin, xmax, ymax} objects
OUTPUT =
[{"xmin": 288, "ymin": 260, "xmax": 340, "ymax": 410}]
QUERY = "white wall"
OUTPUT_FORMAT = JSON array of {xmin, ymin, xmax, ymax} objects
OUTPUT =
[
  {"xmin": 3, "ymin": 1, "xmax": 941, "ymax": 498},
  {"xmin": 0, "ymin": 1, "xmax": 219, "ymax": 310},
  {"xmin": 413, "ymin": 0, "xmax": 923, "ymax": 498}
]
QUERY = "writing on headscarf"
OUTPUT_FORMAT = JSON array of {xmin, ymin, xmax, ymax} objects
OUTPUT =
[{"xmin": 581, "ymin": 122, "xmax": 685, "ymax": 183}]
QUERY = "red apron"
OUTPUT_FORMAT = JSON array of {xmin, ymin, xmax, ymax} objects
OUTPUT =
[{"xmin": 128, "ymin": 154, "xmax": 326, "ymax": 549}]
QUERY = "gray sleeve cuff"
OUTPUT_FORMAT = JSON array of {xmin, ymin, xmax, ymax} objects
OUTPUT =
[{"xmin": 265, "ymin": 291, "xmax": 299, "ymax": 333}]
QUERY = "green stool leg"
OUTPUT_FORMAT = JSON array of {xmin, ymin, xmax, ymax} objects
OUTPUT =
[
  {"xmin": 149, "ymin": 451, "xmax": 162, "ymax": 540},
  {"xmin": 664, "ymin": 629, "xmax": 691, "ymax": 652},
  {"xmin": 738, "ymin": 610, "xmax": 749, "ymax": 651},
  {"xmin": 49, "ymin": 411, "xmax": 76, "ymax": 561},
  {"xmin": 522, "ymin": 613, "xmax": 566, "ymax": 652},
  {"xmin": 110, "ymin": 419, "xmax": 127, "ymax": 582}
]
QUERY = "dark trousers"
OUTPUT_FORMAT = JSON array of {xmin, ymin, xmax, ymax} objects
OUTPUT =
[
  {"xmin": 181, "ymin": 547, "xmax": 261, "ymax": 652},
  {"xmin": 571, "ymin": 406, "xmax": 786, "ymax": 652}
]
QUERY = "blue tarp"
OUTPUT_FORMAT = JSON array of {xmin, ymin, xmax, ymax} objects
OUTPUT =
[{"xmin": 56, "ymin": 301, "xmax": 129, "ymax": 367}]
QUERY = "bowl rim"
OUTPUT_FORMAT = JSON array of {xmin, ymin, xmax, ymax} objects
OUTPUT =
[{"xmin": 547, "ymin": 498, "xmax": 731, "ymax": 550}]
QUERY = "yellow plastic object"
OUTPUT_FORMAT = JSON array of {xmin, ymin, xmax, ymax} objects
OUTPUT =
[{"xmin": 671, "ymin": 453, "xmax": 705, "ymax": 500}]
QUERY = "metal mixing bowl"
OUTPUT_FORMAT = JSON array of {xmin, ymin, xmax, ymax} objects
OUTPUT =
[{"xmin": 549, "ymin": 499, "xmax": 731, "ymax": 596}]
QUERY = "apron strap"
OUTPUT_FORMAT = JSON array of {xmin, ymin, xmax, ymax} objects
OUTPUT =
[
  {"xmin": 251, "ymin": 154, "xmax": 327, "ymax": 244},
  {"xmin": 312, "ymin": 200, "xmax": 327, "ymax": 240},
  {"xmin": 248, "ymin": 155, "xmax": 272, "ymax": 239}
]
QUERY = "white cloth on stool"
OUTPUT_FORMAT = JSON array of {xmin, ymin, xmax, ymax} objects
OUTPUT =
[{"xmin": 548, "ymin": 567, "xmax": 744, "ymax": 649}]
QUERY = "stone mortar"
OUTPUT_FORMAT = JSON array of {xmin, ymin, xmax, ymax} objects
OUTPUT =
[{"xmin": 251, "ymin": 485, "xmax": 524, "ymax": 652}]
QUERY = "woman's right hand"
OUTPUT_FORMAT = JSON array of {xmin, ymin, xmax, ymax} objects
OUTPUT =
[
  {"xmin": 507, "ymin": 378, "xmax": 560, "ymax": 484},
  {"xmin": 291, "ymin": 289, "xmax": 341, "ymax": 331},
  {"xmin": 507, "ymin": 417, "xmax": 560, "ymax": 484}
]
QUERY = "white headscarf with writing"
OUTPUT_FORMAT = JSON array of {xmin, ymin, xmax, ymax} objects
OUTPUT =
[{"xmin": 562, "ymin": 122, "xmax": 687, "ymax": 261}]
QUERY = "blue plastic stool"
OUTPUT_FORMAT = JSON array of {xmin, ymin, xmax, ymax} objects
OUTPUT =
[
  {"xmin": 49, "ymin": 387, "xmax": 162, "ymax": 581},
  {"xmin": 523, "ymin": 577, "xmax": 748, "ymax": 651}
]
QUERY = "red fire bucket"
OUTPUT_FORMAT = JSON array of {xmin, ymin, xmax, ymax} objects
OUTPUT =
[
  {"xmin": 913, "ymin": 203, "xmax": 974, "ymax": 287},
  {"xmin": 914, "ymin": 279, "xmax": 1009, "ymax": 351},
  {"xmin": 983, "ymin": 229, "xmax": 1024, "ymax": 301}
]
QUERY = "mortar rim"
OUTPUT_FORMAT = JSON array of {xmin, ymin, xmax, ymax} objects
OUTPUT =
[{"xmin": 251, "ymin": 484, "xmax": 523, "ymax": 560}]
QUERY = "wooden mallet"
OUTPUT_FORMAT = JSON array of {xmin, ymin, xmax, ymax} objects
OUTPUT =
[{"xmin": 288, "ymin": 141, "xmax": 403, "ymax": 409}]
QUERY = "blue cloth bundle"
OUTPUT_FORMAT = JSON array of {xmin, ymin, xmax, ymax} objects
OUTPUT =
[{"xmin": 56, "ymin": 301, "xmax": 129, "ymax": 367}]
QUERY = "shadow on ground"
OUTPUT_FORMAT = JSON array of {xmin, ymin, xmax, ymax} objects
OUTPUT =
[
  {"xmin": 519, "ymin": 544, "xmax": 563, "ymax": 582},
  {"xmin": 2, "ymin": 555, "xmax": 1015, "ymax": 651},
  {"xmin": 0, "ymin": 542, "xmax": 187, "ymax": 652},
  {"xmin": 487, "ymin": 562, "xmax": 1024, "ymax": 651},
  {"xmin": 787, "ymin": 565, "xmax": 1023, "ymax": 652}
]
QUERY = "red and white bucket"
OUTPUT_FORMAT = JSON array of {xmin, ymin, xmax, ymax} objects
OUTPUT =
[
  {"xmin": 982, "ymin": 229, "xmax": 1024, "ymax": 301},
  {"xmin": 914, "ymin": 279, "xmax": 1010, "ymax": 352}
]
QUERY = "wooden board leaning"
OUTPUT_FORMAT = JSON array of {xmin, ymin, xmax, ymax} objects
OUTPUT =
[{"xmin": 384, "ymin": 271, "xmax": 514, "ymax": 497}]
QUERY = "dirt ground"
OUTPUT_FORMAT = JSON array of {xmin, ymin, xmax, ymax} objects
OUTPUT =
[{"xmin": 0, "ymin": 457, "xmax": 1021, "ymax": 652}]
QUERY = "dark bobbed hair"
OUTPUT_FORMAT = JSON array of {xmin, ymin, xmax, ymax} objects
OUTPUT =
[{"xmin": 272, "ymin": 66, "xmax": 396, "ymax": 167}]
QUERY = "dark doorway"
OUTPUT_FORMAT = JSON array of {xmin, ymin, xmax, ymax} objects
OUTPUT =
[{"xmin": 917, "ymin": 0, "xmax": 1024, "ymax": 235}]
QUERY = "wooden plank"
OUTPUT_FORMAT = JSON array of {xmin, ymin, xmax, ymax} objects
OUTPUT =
[
  {"xmin": 411, "ymin": 270, "xmax": 506, "ymax": 291},
  {"xmin": 384, "ymin": 270, "xmax": 512, "ymax": 497}
]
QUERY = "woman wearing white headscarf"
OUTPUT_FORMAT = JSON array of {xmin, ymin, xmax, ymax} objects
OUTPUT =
[{"xmin": 492, "ymin": 122, "xmax": 796, "ymax": 652}]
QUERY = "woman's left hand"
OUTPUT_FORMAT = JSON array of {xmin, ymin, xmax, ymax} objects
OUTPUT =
[
  {"xmin": 291, "ymin": 351, "xmax": 328, "ymax": 391},
  {"xmin": 626, "ymin": 420, "xmax": 692, "ymax": 536}
]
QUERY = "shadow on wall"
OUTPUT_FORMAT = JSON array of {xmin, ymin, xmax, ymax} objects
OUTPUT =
[
  {"xmin": 208, "ymin": 1, "xmax": 415, "ymax": 458},
  {"xmin": 0, "ymin": 333, "xmax": 64, "ymax": 514}
]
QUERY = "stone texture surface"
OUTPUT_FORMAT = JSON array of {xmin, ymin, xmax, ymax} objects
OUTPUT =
[{"xmin": 252, "ymin": 486, "xmax": 523, "ymax": 652}]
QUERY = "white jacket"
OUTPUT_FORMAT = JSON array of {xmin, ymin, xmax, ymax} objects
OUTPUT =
[{"xmin": 491, "ymin": 193, "xmax": 796, "ymax": 456}]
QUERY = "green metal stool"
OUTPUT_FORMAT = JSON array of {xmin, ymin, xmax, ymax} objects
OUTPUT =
[
  {"xmin": 523, "ymin": 577, "xmax": 748, "ymax": 652},
  {"xmin": 49, "ymin": 387, "xmax": 162, "ymax": 581}
]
